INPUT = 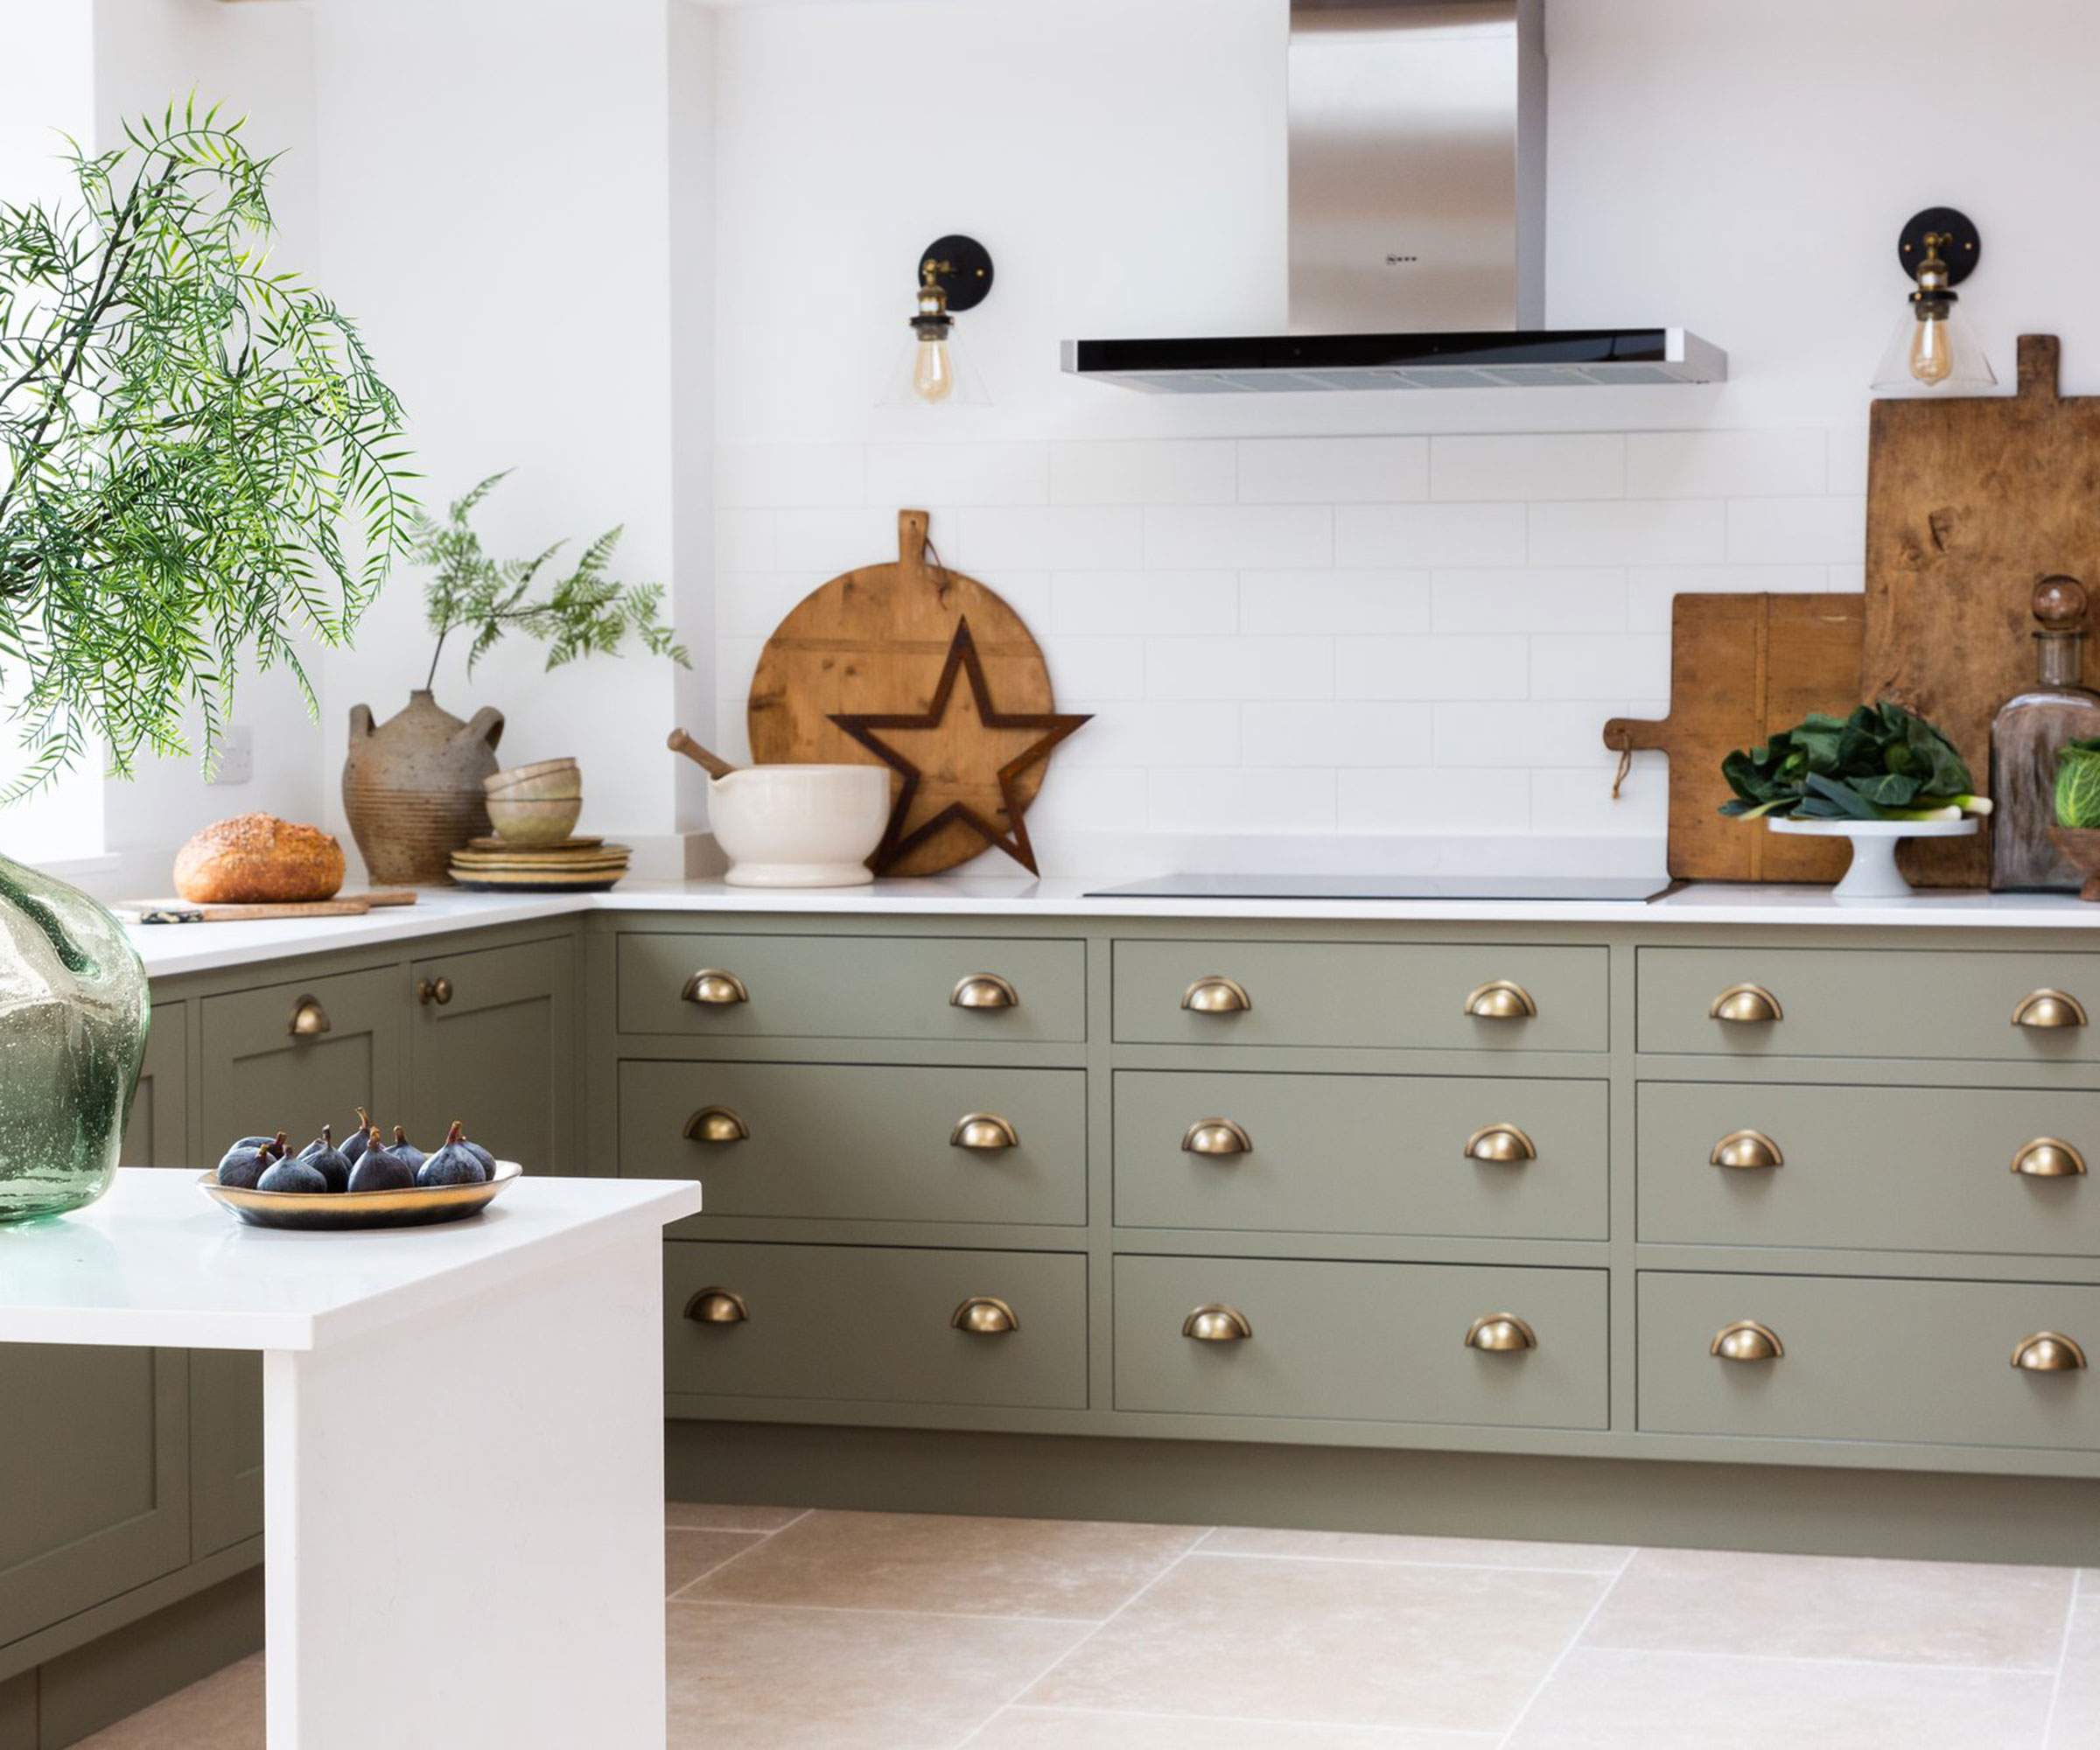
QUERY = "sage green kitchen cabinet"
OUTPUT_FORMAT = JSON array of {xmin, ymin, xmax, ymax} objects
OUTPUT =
[
  {"xmin": 405, "ymin": 936, "xmax": 576, "ymax": 1170},
  {"xmin": 188, "ymin": 1354, "xmax": 262, "ymax": 1559},
  {"xmin": 119, "ymin": 1001, "xmax": 187, "ymax": 1169},
  {"xmin": 200, "ymin": 966, "xmax": 403, "ymax": 1146}
]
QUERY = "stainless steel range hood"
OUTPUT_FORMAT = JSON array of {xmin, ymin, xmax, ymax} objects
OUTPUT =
[{"xmin": 1061, "ymin": 0, "xmax": 1724, "ymax": 392}]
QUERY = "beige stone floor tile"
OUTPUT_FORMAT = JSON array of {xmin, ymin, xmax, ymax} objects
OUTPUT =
[
  {"xmin": 667, "ymin": 1501, "xmax": 810, "ymax": 1533},
  {"xmin": 2044, "ymin": 1576, "xmax": 2100, "ymax": 1747},
  {"xmin": 1201, "ymin": 1525, "xmax": 1629, "ymax": 1572},
  {"xmin": 684, "ymin": 1508, "xmax": 1206, "ymax": 1620},
  {"xmin": 1585, "ymin": 1546, "xmax": 2075, "ymax": 1670},
  {"xmin": 668, "ymin": 1527, "xmax": 766, "ymax": 1593},
  {"xmin": 74, "ymin": 1656, "xmax": 264, "ymax": 1750},
  {"xmin": 1505, "ymin": 1647, "xmax": 2055, "ymax": 1748},
  {"xmin": 668, "ymin": 1600, "xmax": 1084, "ymax": 1750},
  {"xmin": 1023, "ymin": 1550, "xmax": 1606, "ymax": 1734},
  {"xmin": 970, "ymin": 1705, "xmax": 1497, "ymax": 1746}
]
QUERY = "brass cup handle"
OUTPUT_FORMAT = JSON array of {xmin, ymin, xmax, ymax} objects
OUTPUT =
[
  {"xmin": 684, "ymin": 1287, "xmax": 749, "ymax": 1324},
  {"xmin": 1182, "ymin": 1118, "xmax": 1253, "ymax": 1157},
  {"xmin": 1464, "ymin": 980, "xmax": 1536, "ymax": 1020},
  {"xmin": 416, "ymin": 976, "xmax": 453, "ymax": 1007},
  {"xmin": 2012, "ymin": 989, "xmax": 2089, "ymax": 1030},
  {"xmin": 951, "ymin": 973, "xmax": 1018, "ymax": 1011},
  {"xmin": 951, "ymin": 1296, "xmax": 1019, "ymax": 1334},
  {"xmin": 288, "ymin": 996, "xmax": 331, "ymax": 1038},
  {"xmin": 950, "ymin": 1113, "xmax": 1020, "ymax": 1151},
  {"xmin": 1464, "ymin": 1312, "xmax": 1537, "ymax": 1353},
  {"xmin": 2012, "ymin": 1331, "xmax": 2089, "ymax": 1371},
  {"xmin": 1711, "ymin": 1320, "xmax": 1784, "ymax": 1362},
  {"xmin": 1710, "ymin": 984, "xmax": 1783, "ymax": 1024},
  {"xmin": 1464, "ymin": 1124, "xmax": 1536, "ymax": 1164},
  {"xmin": 1710, "ymin": 1130, "xmax": 1784, "ymax": 1171},
  {"xmin": 683, "ymin": 1106, "xmax": 750, "ymax": 1144},
  {"xmin": 1182, "ymin": 1304, "xmax": 1254, "ymax": 1342},
  {"xmin": 2012, "ymin": 1138, "xmax": 2088, "ymax": 1179},
  {"xmin": 682, "ymin": 969, "xmax": 750, "ymax": 1006},
  {"xmin": 1181, "ymin": 976, "xmax": 1252, "ymax": 1015}
]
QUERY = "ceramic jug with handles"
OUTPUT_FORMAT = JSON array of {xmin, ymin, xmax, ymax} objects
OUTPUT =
[{"xmin": 343, "ymin": 690, "xmax": 505, "ymax": 884}]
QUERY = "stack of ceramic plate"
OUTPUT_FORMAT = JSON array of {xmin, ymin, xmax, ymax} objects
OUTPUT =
[{"xmin": 448, "ymin": 836, "xmax": 632, "ymax": 892}]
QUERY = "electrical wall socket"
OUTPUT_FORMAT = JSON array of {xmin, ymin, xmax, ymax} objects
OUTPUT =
[{"xmin": 208, "ymin": 724, "xmax": 254, "ymax": 786}]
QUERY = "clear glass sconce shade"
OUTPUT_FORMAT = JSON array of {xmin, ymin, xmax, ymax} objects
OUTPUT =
[
  {"xmin": 1872, "ymin": 300, "xmax": 1997, "ymax": 393},
  {"xmin": 879, "ymin": 327, "xmax": 990, "ymax": 408}
]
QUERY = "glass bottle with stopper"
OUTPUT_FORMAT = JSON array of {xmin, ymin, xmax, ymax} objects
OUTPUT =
[{"xmin": 1991, "ymin": 575, "xmax": 2100, "ymax": 889}]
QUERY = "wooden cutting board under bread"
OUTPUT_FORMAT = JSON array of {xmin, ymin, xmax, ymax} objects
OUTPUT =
[
  {"xmin": 120, "ymin": 892, "xmax": 417, "ymax": 924},
  {"xmin": 1603, "ymin": 593, "xmax": 1866, "ymax": 884}
]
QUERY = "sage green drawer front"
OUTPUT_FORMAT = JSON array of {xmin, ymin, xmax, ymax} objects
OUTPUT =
[
  {"xmin": 1113, "ymin": 1255, "xmax": 1608, "ymax": 1429},
  {"xmin": 664, "ymin": 1242, "xmax": 1087, "ymax": 1410},
  {"xmin": 1636, "ymin": 946, "xmax": 2100, "ymax": 1063},
  {"xmin": 621, "ymin": 1060, "xmax": 1086, "ymax": 1226},
  {"xmin": 1638, "ymin": 1082, "xmax": 2100, "ymax": 1256},
  {"xmin": 618, "ymin": 933, "xmax": 1085, "ymax": 1042},
  {"xmin": 1639, "ymin": 1271, "xmax": 2100, "ymax": 1451},
  {"xmin": 1114, "ymin": 1071, "xmax": 1607, "ymax": 1240},
  {"xmin": 1114, "ymin": 941, "xmax": 1607, "ymax": 1054}
]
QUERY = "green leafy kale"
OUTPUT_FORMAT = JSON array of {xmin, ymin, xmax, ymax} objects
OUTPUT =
[
  {"xmin": 1719, "ymin": 701, "xmax": 1978, "ymax": 822},
  {"xmin": 2057, "ymin": 738, "xmax": 2100, "ymax": 828}
]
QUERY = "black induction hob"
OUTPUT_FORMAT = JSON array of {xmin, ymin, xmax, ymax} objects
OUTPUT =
[{"xmin": 1082, "ymin": 873, "xmax": 1670, "ymax": 902}]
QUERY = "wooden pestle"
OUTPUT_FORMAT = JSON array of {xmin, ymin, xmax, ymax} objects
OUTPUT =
[{"xmin": 666, "ymin": 729, "xmax": 739, "ymax": 781}]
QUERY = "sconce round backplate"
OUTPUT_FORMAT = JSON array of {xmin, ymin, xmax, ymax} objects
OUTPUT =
[
  {"xmin": 920, "ymin": 234, "xmax": 995, "ymax": 312},
  {"xmin": 1898, "ymin": 206, "xmax": 1980, "ymax": 286}
]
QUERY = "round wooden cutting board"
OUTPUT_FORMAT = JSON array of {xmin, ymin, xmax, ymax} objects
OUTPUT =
[{"xmin": 747, "ymin": 509, "xmax": 1070, "ymax": 876}]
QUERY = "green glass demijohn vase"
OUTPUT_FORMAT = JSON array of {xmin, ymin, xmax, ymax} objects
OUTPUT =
[{"xmin": 0, "ymin": 852, "xmax": 148, "ymax": 1223}]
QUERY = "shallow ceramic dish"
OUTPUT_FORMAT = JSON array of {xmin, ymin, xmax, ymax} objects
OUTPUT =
[
  {"xmin": 710, "ymin": 763, "xmax": 891, "ymax": 887},
  {"xmin": 200, "ymin": 1160, "xmax": 522, "ymax": 1230},
  {"xmin": 486, "ymin": 793, "xmax": 584, "ymax": 844}
]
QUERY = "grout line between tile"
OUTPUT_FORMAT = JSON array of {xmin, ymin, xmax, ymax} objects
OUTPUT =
[
  {"xmin": 987, "ymin": 1700, "xmax": 1502, "ymax": 1741},
  {"xmin": 1193, "ymin": 1547, "xmax": 1629, "ymax": 1578},
  {"xmin": 664, "ymin": 1507, "xmax": 814, "ymax": 1600},
  {"xmin": 1492, "ymin": 1542, "xmax": 1630, "ymax": 1746},
  {"xmin": 2037, "ymin": 1566, "xmax": 2083, "ymax": 1749},
  {"xmin": 665, "ymin": 1596, "xmax": 1102, "ymax": 1627}
]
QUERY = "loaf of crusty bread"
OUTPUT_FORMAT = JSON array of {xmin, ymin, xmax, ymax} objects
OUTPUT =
[{"xmin": 173, "ymin": 814, "xmax": 346, "ymax": 903}]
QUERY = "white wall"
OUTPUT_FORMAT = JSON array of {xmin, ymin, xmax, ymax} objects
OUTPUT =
[{"xmin": 701, "ymin": 0, "xmax": 2100, "ymax": 876}]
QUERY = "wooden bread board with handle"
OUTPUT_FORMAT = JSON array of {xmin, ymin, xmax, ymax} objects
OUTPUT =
[
  {"xmin": 119, "ymin": 892, "xmax": 418, "ymax": 924},
  {"xmin": 1864, "ymin": 334, "xmax": 2100, "ymax": 887},
  {"xmin": 1603, "ymin": 593, "xmax": 1864, "ymax": 884}
]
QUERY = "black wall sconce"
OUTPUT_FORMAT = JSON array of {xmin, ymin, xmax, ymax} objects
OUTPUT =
[
  {"xmin": 883, "ymin": 234, "xmax": 994, "ymax": 407},
  {"xmin": 1872, "ymin": 206, "xmax": 1995, "ymax": 392}
]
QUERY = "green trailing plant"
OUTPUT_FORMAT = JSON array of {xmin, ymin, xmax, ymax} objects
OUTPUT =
[
  {"xmin": 1720, "ymin": 700, "xmax": 1991, "ymax": 822},
  {"xmin": 411, "ymin": 471, "xmax": 688, "ymax": 690},
  {"xmin": 0, "ymin": 98, "xmax": 414, "ymax": 795},
  {"xmin": 2057, "ymin": 738, "xmax": 2100, "ymax": 828}
]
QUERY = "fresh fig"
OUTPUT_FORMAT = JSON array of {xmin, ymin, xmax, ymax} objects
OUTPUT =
[
  {"xmin": 389, "ymin": 1125, "xmax": 427, "ymax": 1178},
  {"xmin": 299, "ymin": 1124, "xmax": 352, "ymax": 1194},
  {"xmin": 458, "ymin": 1137, "xmax": 497, "ymax": 1177},
  {"xmin": 340, "ymin": 1107, "xmax": 373, "ymax": 1166},
  {"xmin": 257, "ymin": 1156, "xmax": 328, "ymax": 1194},
  {"xmin": 416, "ymin": 1120, "xmax": 487, "ymax": 1187},
  {"xmin": 216, "ymin": 1131, "xmax": 285, "ymax": 1191},
  {"xmin": 346, "ymin": 1127, "xmax": 414, "ymax": 1194}
]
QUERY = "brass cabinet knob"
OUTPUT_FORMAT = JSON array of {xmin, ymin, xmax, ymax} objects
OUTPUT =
[
  {"xmin": 288, "ymin": 996, "xmax": 331, "ymax": 1038},
  {"xmin": 2011, "ymin": 1138, "xmax": 2088, "ymax": 1179},
  {"xmin": 1182, "ymin": 1304, "xmax": 1254, "ymax": 1342},
  {"xmin": 683, "ymin": 1106, "xmax": 750, "ymax": 1144},
  {"xmin": 1181, "ymin": 1118, "xmax": 1253, "ymax": 1157},
  {"xmin": 1464, "ymin": 980, "xmax": 1536, "ymax": 1020},
  {"xmin": 1710, "ymin": 1130, "xmax": 1784, "ymax": 1171},
  {"xmin": 682, "ymin": 969, "xmax": 750, "ymax": 1006},
  {"xmin": 1710, "ymin": 1320, "xmax": 1784, "ymax": 1362},
  {"xmin": 1464, "ymin": 1124, "xmax": 1536, "ymax": 1164},
  {"xmin": 1710, "ymin": 984, "xmax": 1783, "ymax": 1024},
  {"xmin": 416, "ymin": 976, "xmax": 453, "ymax": 1007},
  {"xmin": 1182, "ymin": 976, "xmax": 1252, "ymax": 1015},
  {"xmin": 2011, "ymin": 1331, "xmax": 2089, "ymax": 1372},
  {"xmin": 1464, "ymin": 1312, "xmax": 1538, "ymax": 1353},
  {"xmin": 950, "ymin": 1113, "xmax": 1020, "ymax": 1151},
  {"xmin": 951, "ymin": 1296, "xmax": 1019, "ymax": 1334},
  {"xmin": 684, "ymin": 1287, "xmax": 749, "ymax": 1324},
  {"xmin": 2012, "ymin": 989, "xmax": 2088, "ymax": 1030},
  {"xmin": 951, "ymin": 973, "xmax": 1019, "ymax": 1011}
]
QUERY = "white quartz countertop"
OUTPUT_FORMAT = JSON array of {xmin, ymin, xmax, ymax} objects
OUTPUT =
[{"xmin": 115, "ymin": 875, "xmax": 2100, "ymax": 978}]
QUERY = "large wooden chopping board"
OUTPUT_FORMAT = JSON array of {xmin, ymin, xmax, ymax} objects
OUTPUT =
[
  {"xmin": 1865, "ymin": 334, "xmax": 2100, "ymax": 886},
  {"xmin": 1603, "ymin": 593, "xmax": 1864, "ymax": 883},
  {"xmin": 747, "ymin": 509, "xmax": 1063, "ymax": 877}
]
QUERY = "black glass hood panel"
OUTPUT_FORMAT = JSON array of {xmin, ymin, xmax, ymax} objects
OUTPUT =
[{"xmin": 1059, "ymin": 328, "xmax": 1726, "ymax": 392}]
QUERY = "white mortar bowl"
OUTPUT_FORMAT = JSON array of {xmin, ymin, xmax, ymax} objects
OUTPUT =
[{"xmin": 709, "ymin": 764, "xmax": 891, "ymax": 887}]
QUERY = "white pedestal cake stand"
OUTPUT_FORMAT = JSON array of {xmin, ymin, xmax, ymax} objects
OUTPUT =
[{"xmin": 1768, "ymin": 816, "xmax": 1979, "ymax": 901}]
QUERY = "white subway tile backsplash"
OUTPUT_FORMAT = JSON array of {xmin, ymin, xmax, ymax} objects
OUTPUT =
[
  {"xmin": 1149, "ymin": 767, "xmax": 1338, "ymax": 833},
  {"xmin": 1826, "ymin": 425, "xmax": 1871, "ymax": 494},
  {"xmin": 715, "ymin": 508, "xmax": 775, "ymax": 572},
  {"xmin": 774, "ymin": 505, "xmax": 916, "ymax": 572},
  {"xmin": 952, "ymin": 505, "xmax": 1144, "ymax": 570},
  {"xmin": 1626, "ymin": 565, "xmax": 1829, "ymax": 631},
  {"xmin": 1529, "ymin": 499, "xmax": 1725, "ymax": 567},
  {"xmin": 1335, "ymin": 502, "xmax": 1529, "ymax": 568},
  {"xmin": 1242, "ymin": 570, "xmax": 1431, "ymax": 635},
  {"xmin": 1339, "ymin": 767, "xmax": 1532, "ymax": 833},
  {"xmin": 717, "ymin": 572, "xmax": 814, "ymax": 638},
  {"xmin": 1431, "ymin": 433, "xmax": 1625, "ymax": 501},
  {"xmin": 1027, "ymin": 765, "xmax": 1150, "ymax": 832},
  {"xmin": 1433, "ymin": 702, "xmax": 1644, "ymax": 767},
  {"xmin": 1625, "ymin": 429, "xmax": 1825, "ymax": 499},
  {"xmin": 716, "ymin": 444, "xmax": 865, "ymax": 508},
  {"xmin": 1054, "ymin": 571, "xmax": 1236, "ymax": 635},
  {"xmin": 1056, "ymin": 700, "xmax": 1240, "ymax": 766},
  {"xmin": 1243, "ymin": 702, "xmax": 1433, "ymax": 767},
  {"xmin": 1432, "ymin": 568, "xmax": 1625, "ymax": 634},
  {"xmin": 1726, "ymin": 495, "xmax": 1866, "ymax": 564},
  {"xmin": 1143, "ymin": 635, "xmax": 1333, "ymax": 703},
  {"xmin": 1238, "ymin": 437, "xmax": 1428, "ymax": 503},
  {"xmin": 1044, "ymin": 637, "xmax": 1147, "ymax": 701},
  {"xmin": 1054, "ymin": 439, "xmax": 1236, "ymax": 505},
  {"xmin": 866, "ymin": 441, "xmax": 1048, "ymax": 507},
  {"xmin": 1530, "ymin": 763, "xmax": 1669, "ymax": 835},
  {"xmin": 1336, "ymin": 636, "xmax": 1523, "ymax": 703},
  {"xmin": 1145, "ymin": 504, "xmax": 1333, "ymax": 570},
  {"xmin": 1528, "ymin": 634, "xmax": 1672, "ymax": 700}
]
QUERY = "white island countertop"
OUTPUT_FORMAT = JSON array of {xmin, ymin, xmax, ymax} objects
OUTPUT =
[{"xmin": 115, "ymin": 875, "xmax": 2100, "ymax": 978}]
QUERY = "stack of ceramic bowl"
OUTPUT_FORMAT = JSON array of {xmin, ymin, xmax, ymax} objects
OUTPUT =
[
  {"xmin": 448, "ymin": 760, "xmax": 633, "ymax": 892},
  {"xmin": 481, "ymin": 759, "xmax": 582, "ymax": 843}
]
